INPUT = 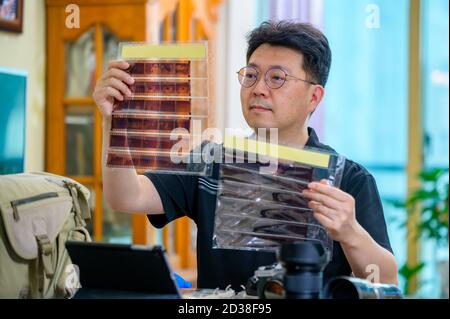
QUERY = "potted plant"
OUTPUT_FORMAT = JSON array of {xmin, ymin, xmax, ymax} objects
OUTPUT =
[{"xmin": 392, "ymin": 168, "xmax": 449, "ymax": 297}]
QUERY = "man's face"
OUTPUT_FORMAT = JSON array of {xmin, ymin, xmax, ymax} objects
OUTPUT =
[{"xmin": 240, "ymin": 44, "xmax": 319, "ymax": 136}]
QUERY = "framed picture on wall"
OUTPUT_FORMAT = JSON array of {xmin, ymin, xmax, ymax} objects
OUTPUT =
[
  {"xmin": 0, "ymin": 0, "xmax": 23, "ymax": 33},
  {"xmin": 0, "ymin": 67, "xmax": 27, "ymax": 174}
]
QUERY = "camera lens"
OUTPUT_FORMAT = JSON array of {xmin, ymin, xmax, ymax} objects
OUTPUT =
[
  {"xmin": 279, "ymin": 242, "xmax": 330, "ymax": 299},
  {"xmin": 323, "ymin": 276, "xmax": 403, "ymax": 299},
  {"xmin": 262, "ymin": 275, "xmax": 285, "ymax": 299},
  {"xmin": 323, "ymin": 277, "xmax": 362, "ymax": 299}
]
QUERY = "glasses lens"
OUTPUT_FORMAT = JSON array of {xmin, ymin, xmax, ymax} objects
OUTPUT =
[
  {"xmin": 266, "ymin": 68, "xmax": 286, "ymax": 88},
  {"xmin": 238, "ymin": 67, "xmax": 258, "ymax": 87}
]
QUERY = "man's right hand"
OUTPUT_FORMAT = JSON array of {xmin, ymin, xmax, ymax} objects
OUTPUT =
[{"xmin": 92, "ymin": 60, "xmax": 135, "ymax": 118}]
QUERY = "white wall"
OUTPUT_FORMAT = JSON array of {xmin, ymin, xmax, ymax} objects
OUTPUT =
[
  {"xmin": 0, "ymin": 0, "xmax": 46, "ymax": 172},
  {"xmin": 215, "ymin": 0, "xmax": 259, "ymax": 136}
]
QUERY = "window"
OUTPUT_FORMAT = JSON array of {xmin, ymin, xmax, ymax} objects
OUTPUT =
[{"xmin": 323, "ymin": 0, "xmax": 410, "ymax": 292}]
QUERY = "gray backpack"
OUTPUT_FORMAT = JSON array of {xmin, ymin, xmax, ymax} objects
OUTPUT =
[{"xmin": 0, "ymin": 172, "xmax": 91, "ymax": 298}]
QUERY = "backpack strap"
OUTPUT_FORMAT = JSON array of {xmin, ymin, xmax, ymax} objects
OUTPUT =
[
  {"xmin": 36, "ymin": 234, "xmax": 54, "ymax": 279},
  {"xmin": 30, "ymin": 215, "xmax": 54, "ymax": 298},
  {"xmin": 63, "ymin": 181, "xmax": 87, "ymax": 227}
]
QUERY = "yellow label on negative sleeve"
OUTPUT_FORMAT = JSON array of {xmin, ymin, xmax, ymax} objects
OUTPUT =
[
  {"xmin": 224, "ymin": 136, "xmax": 330, "ymax": 168},
  {"xmin": 120, "ymin": 43, "xmax": 207, "ymax": 59}
]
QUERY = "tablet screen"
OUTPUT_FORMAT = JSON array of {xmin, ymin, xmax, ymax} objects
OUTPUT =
[{"xmin": 65, "ymin": 241, "xmax": 181, "ymax": 298}]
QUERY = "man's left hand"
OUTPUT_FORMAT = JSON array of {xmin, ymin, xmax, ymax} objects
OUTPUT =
[{"xmin": 302, "ymin": 179, "xmax": 360, "ymax": 245}]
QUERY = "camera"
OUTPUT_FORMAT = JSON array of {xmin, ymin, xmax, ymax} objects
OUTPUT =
[
  {"xmin": 245, "ymin": 242, "xmax": 403, "ymax": 299},
  {"xmin": 245, "ymin": 263, "xmax": 285, "ymax": 299},
  {"xmin": 245, "ymin": 242, "xmax": 328, "ymax": 299}
]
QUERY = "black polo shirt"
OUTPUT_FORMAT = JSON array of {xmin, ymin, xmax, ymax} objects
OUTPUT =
[{"xmin": 145, "ymin": 127, "xmax": 393, "ymax": 290}]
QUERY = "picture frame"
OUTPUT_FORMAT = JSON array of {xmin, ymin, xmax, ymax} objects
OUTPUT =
[
  {"xmin": 0, "ymin": 0, "xmax": 23, "ymax": 33},
  {"xmin": 0, "ymin": 67, "xmax": 27, "ymax": 174}
]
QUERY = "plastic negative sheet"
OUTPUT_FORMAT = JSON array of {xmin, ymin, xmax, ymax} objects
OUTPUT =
[
  {"xmin": 214, "ymin": 197, "xmax": 332, "ymax": 252},
  {"xmin": 106, "ymin": 42, "xmax": 212, "ymax": 176},
  {"xmin": 212, "ymin": 136, "xmax": 346, "ymax": 258}
]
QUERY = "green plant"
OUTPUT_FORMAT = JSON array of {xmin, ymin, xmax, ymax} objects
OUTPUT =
[{"xmin": 391, "ymin": 168, "xmax": 449, "ymax": 295}]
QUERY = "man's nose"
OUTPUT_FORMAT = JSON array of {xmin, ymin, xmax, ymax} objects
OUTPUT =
[{"xmin": 252, "ymin": 75, "xmax": 270, "ymax": 97}]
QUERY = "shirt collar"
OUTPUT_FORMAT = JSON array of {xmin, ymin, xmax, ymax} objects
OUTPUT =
[
  {"xmin": 305, "ymin": 127, "xmax": 321, "ymax": 148},
  {"xmin": 248, "ymin": 127, "xmax": 322, "ymax": 148}
]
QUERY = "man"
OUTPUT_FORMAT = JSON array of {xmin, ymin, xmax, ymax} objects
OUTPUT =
[{"xmin": 93, "ymin": 20, "xmax": 398, "ymax": 290}]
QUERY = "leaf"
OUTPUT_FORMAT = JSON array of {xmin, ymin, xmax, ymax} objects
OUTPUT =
[
  {"xmin": 390, "ymin": 200, "xmax": 406, "ymax": 209},
  {"xmin": 399, "ymin": 262, "xmax": 425, "ymax": 278},
  {"xmin": 389, "ymin": 168, "xmax": 449, "ymax": 246},
  {"xmin": 419, "ymin": 168, "xmax": 443, "ymax": 182},
  {"xmin": 399, "ymin": 262, "xmax": 426, "ymax": 295}
]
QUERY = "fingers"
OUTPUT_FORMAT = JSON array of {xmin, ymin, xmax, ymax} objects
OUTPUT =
[
  {"xmin": 94, "ymin": 64, "xmax": 134, "ymax": 104},
  {"xmin": 105, "ymin": 77, "xmax": 132, "ymax": 97},
  {"xmin": 101, "ymin": 68, "xmax": 134, "ymax": 86},
  {"xmin": 308, "ymin": 200, "xmax": 337, "ymax": 221},
  {"xmin": 107, "ymin": 60, "xmax": 130, "ymax": 71},
  {"xmin": 302, "ymin": 188, "xmax": 341, "ymax": 210},
  {"xmin": 309, "ymin": 201, "xmax": 337, "ymax": 234},
  {"xmin": 312, "ymin": 210, "xmax": 335, "ymax": 230},
  {"xmin": 101, "ymin": 86, "xmax": 125, "ymax": 102},
  {"xmin": 93, "ymin": 60, "xmax": 136, "ymax": 118},
  {"xmin": 307, "ymin": 179, "xmax": 351, "ymax": 202}
]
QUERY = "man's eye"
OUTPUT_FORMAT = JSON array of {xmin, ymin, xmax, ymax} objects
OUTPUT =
[
  {"xmin": 245, "ymin": 73, "xmax": 257, "ymax": 79},
  {"xmin": 271, "ymin": 75, "xmax": 284, "ymax": 82}
]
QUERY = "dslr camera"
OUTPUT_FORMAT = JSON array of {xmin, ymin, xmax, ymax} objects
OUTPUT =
[
  {"xmin": 245, "ymin": 263, "xmax": 285, "ymax": 299},
  {"xmin": 245, "ymin": 242, "xmax": 403, "ymax": 299}
]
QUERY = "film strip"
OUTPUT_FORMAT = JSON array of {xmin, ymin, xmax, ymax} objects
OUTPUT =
[
  {"xmin": 216, "ymin": 197, "xmax": 317, "ymax": 226},
  {"xmin": 126, "ymin": 60, "xmax": 191, "ymax": 77},
  {"xmin": 221, "ymin": 164, "xmax": 311, "ymax": 193},
  {"xmin": 107, "ymin": 42, "xmax": 211, "ymax": 175},
  {"xmin": 214, "ymin": 229, "xmax": 332, "ymax": 252},
  {"xmin": 109, "ymin": 131, "xmax": 191, "ymax": 151},
  {"xmin": 219, "ymin": 180, "xmax": 309, "ymax": 207},
  {"xmin": 111, "ymin": 113, "xmax": 193, "ymax": 132},
  {"xmin": 106, "ymin": 149, "xmax": 194, "ymax": 171},
  {"xmin": 128, "ymin": 79, "xmax": 190, "ymax": 96},
  {"xmin": 114, "ymin": 98, "xmax": 191, "ymax": 115}
]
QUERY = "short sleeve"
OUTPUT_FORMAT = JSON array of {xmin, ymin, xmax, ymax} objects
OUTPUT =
[
  {"xmin": 343, "ymin": 166, "xmax": 394, "ymax": 254},
  {"xmin": 143, "ymin": 172, "xmax": 198, "ymax": 228}
]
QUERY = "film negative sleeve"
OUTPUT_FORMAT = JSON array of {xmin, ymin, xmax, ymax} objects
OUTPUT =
[
  {"xmin": 220, "ymin": 164, "xmax": 310, "ymax": 193},
  {"xmin": 111, "ymin": 42, "xmax": 212, "ymax": 176},
  {"xmin": 219, "ymin": 179, "xmax": 310, "ymax": 208}
]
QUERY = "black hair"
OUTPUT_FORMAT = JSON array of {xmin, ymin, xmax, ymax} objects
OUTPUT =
[{"xmin": 246, "ymin": 20, "xmax": 332, "ymax": 87}]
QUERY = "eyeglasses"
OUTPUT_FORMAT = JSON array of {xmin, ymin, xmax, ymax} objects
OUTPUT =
[{"xmin": 237, "ymin": 66, "xmax": 317, "ymax": 89}]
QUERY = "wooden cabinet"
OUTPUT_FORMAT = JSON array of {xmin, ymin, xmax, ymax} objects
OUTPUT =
[{"xmin": 46, "ymin": 0, "xmax": 221, "ymax": 270}]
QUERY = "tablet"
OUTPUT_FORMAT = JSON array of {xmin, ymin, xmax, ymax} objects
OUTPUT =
[{"xmin": 65, "ymin": 241, "xmax": 182, "ymax": 299}]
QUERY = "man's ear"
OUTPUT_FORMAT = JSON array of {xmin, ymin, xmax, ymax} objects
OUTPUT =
[{"xmin": 308, "ymin": 85, "xmax": 325, "ymax": 114}]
